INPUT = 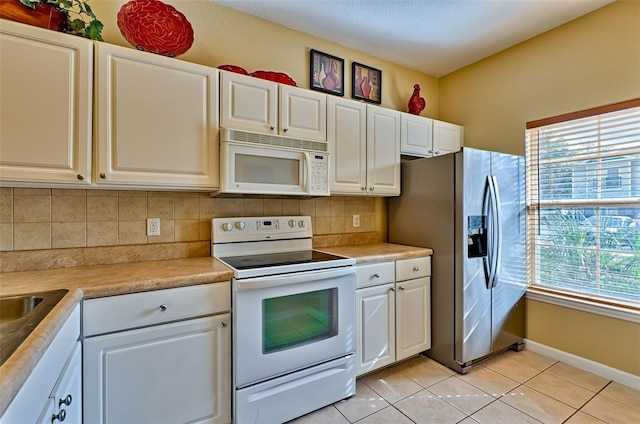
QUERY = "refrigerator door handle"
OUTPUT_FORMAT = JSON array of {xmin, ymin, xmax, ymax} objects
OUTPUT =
[
  {"xmin": 483, "ymin": 176, "xmax": 501, "ymax": 289},
  {"xmin": 490, "ymin": 176, "xmax": 502, "ymax": 288}
]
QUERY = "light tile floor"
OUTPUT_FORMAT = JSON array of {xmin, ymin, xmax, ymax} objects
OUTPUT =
[{"xmin": 288, "ymin": 350, "xmax": 640, "ymax": 424}]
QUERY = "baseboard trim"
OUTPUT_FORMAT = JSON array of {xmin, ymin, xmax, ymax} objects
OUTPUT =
[{"xmin": 524, "ymin": 339, "xmax": 640, "ymax": 390}]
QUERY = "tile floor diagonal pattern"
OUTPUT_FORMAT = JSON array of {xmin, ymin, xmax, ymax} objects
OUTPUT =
[{"xmin": 288, "ymin": 349, "xmax": 640, "ymax": 424}]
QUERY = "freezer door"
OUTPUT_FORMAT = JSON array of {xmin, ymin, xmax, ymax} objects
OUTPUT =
[
  {"xmin": 490, "ymin": 152, "xmax": 526, "ymax": 352},
  {"xmin": 456, "ymin": 148, "xmax": 493, "ymax": 365}
]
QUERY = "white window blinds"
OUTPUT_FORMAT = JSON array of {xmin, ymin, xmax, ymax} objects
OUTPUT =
[{"xmin": 525, "ymin": 100, "xmax": 640, "ymax": 307}]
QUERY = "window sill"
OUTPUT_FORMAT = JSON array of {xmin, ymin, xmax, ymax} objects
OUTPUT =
[{"xmin": 526, "ymin": 288, "xmax": 640, "ymax": 324}]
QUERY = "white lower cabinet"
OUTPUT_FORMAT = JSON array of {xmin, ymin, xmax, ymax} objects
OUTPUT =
[
  {"xmin": 355, "ymin": 257, "xmax": 431, "ymax": 376},
  {"xmin": 1, "ymin": 305, "xmax": 81, "ymax": 424},
  {"xmin": 82, "ymin": 283, "xmax": 231, "ymax": 424}
]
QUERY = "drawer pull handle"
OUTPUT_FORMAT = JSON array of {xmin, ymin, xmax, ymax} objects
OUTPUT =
[
  {"xmin": 221, "ymin": 321, "xmax": 228, "ymax": 328},
  {"xmin": 59, "ymin": 394, "xmax": 72, "ymax": 407},
  {"xmin": 158, "ymin": 304, "xmax": 168, "ymax": 312},
  {"xmin": 52, "ymin": 409, "xmax": 66, "ymax": 422},
  {"xmin": 413, "ymin": 267, "xmax": 419, "ymax": 272},
  {"xmin": 373, "ymin": 273, "xmax": 380, "ymax": 278}
]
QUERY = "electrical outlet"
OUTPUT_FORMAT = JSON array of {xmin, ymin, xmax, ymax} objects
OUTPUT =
[
  {"xmin": 147, "ymin": 218, "xmax": 160, "ymax": 236},
  {"xmin": 353, "ymin": 214, "xmax": 360, "ymax": 228}
]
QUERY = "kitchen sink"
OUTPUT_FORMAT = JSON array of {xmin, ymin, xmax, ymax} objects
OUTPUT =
[{"xmin": 0, "ymin": 289, "xmax": 68, "ymax": 366}]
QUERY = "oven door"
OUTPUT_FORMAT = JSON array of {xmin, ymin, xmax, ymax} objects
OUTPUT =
[{"xmin": 233, "ymin": 266, "xmax": 355, "ymax": 388}]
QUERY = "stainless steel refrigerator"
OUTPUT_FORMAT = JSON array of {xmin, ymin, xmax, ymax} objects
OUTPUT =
[{"xmin": 388, "ymin": 147, "xmax": 527, "ymax": 374}]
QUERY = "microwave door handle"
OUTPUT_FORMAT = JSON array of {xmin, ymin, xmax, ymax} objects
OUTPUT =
[{"xmin": 303, "ymin": 152, "xmax": 310, "ymax": 193}]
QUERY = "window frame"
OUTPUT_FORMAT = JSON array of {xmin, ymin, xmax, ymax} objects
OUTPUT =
[{"xmin": 525, "ymin": 99, "xmax": 640, "ymax": 317}]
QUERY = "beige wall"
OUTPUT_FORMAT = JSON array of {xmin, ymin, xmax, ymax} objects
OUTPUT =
[
  {"xmin": 438, "ymin": 0, "xmax": 640, "ymax": 156},
  {"xmin": 92, "ymin": 0, "xmax": 439, "ymax": 117},
  {"xmin": 439, "ymin": 1, "xmax": 640, "ymax": 375}
]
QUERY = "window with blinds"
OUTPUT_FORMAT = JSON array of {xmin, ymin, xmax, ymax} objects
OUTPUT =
[{"xmin": 525, "ymin": 100, "xmax": 640, "ymax": 307}]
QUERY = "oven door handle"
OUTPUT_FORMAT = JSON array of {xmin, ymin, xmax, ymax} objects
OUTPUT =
[{"xmin": 234, "ymin": 266, "xmax": 355, "ymax": 291}]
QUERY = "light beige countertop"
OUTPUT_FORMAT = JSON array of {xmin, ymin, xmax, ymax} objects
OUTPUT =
[
  {"xmin": 0, "ymin": 257, "xmax": 233, "ymax": 416},
  {"xmin": 317, "ymin": 242, "xmax": 433, "ymax": 263}
]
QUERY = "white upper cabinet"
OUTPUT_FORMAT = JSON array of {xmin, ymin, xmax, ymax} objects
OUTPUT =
[
  {"xmin": 279, "ymin": 84, "xmax": 327, "ymax": 141},
  {"xmin": 220, "ymin": 71, "xmax": 277, "ymax": 134},
  {"xmin": 400, "ymin": 113, "xmax": 433, "ymax": 157},
  {"xmin": 366, "ymin": 105, "xmax": 401, "ymax": 196},
  {"xmin": 432, "ymin": 119, "xmax": 464, "ymax": 156},
  {"xmin": 328, "ymin": 99, "xmax": 400, "ymax": 196},
  {"xmin": 220, "ymin": 70, "xmax": 326, "ymax": 141},
  {"xmin": 95, "ymin": 42, "xmax": 220, "ymax": 190},
  {"xmin": 327, "ymin": 97, "xmax": 367, "ymax": 194},
  {"xmin": 0, "ymin": 20, "xmax": 93, "ymax": 186},
  {"xmin": 399, "ymin": 113, "xmax": 463, "ymax": 158}
]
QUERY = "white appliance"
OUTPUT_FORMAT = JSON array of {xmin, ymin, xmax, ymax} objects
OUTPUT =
[
  {"xmin": 219, "ymin": 129, "xmax": 330, "ymax": 196},
  {"xmin": 212, "ymin": 216, "xmax": 356, "ymax": 424}
]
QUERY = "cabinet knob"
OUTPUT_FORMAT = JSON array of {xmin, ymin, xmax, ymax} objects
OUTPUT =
[
  {"xmin": 413, "ymin": 267, "xmax": 419, "ymax": 272},
  {"xmin": 221, "ymin": 321, "xmax": 228, "ymax": 328},
  {"xmin": 99, "ymin": 172, "xmax": 106, "ymax": 179},
  {"xmin": 373, "ymin": 273, "xmax": 380, "ymax": 278},
  {"xmin": 435, "ymin": 151, "xmax": 440, "ymax": 155},
  {"xmin": 428, "ymin": 150, "xmax": 433, "ymax": 153},
  {"xmin": 283, "ymin": 128, "xmax": 288, "ymax": 132},
  {"xmin": 361, "ymin": 187, "xmax": 366, "ymax": 191},
  {"xmin": 399, "ymin": 286, "xmax": 405, "ymax": 291},
  {"xmin": 59, "ymin": 394, "xmax": 72, "ymax": 407},
  {"xmin": 52, "ymin": 409, "xmax": 66, "ymax": 422},
  {"xmin": 369, "ymin": 187, "xmax": 374, "ymax": 191},
  {"xmin": 389, "ymin": 287, "xmax": 396, "ymax": 292},
  {"xmin": 270, "ymin": 126, "xmax": 275, "ymax": 130},
  {"xmin": 76, "ymin": 174, "xmax": 85, "ymax": 181},
  {"xmin": 158, "ymin": 304, "xmax": 168, "ymax": 312}
]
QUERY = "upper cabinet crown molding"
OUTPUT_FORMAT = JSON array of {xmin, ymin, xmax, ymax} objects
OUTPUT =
[
  {"xmin": 0, "ymin": 19, "xmax": 93, "ymax": 186},
  {"xmin": 95, "ymin": 42, "xmax": 220, "ymax": 190}
]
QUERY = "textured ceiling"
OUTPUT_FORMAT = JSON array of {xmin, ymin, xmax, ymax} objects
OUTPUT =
[{"xmin": 210, "ymin": 0, "xmax": 614, "ymax": 77}]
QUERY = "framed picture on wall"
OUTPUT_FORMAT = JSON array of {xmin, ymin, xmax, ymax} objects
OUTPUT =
[
  {"xmin": 310, "ymin": 49, "xmax": 344, "ymax": 96},
  {"xmin": 352, "ymin": 62, "xmax": 381, "ymax": 104}
]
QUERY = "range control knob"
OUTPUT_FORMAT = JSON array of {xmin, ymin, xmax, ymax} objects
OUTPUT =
[
  {"xmin": 288, "ymin": 219, "xmax": 297, "ymax": 228},
  {"xmin": 221, "ymin": 222, "xmax": 233, "ymax": 232},
  {"xmin": 234, "ymin": 221, "xmax": 246, "ymax": 230},
  {"xmin": 298, "ymin": 220, "xmax": 306, "ymax": 228}
]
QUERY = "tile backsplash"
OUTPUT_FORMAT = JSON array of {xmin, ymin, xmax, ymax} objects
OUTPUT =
[{"xmin": 0, "ymin": 188, "xmax": 383, "ymax": 252}]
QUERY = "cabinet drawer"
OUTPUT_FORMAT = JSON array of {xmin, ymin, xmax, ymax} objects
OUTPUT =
[
  {"xmin": 396, "ymin": 257, "xmax": 431, "ymax": 281},
  {"xmin": 356, "ymin": 262, "xmax": 395, "ymax": 289},
  {"xmin": 83, "ymin": 282, "xmax": 230, "ymax": 336}
]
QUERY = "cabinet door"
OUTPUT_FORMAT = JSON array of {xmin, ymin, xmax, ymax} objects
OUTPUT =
[
  {"xmin": 356, "ymin": 283, "xmax": 395, "ymax": 376},
  {"xmin": 366, "ymin": 105, "xmax": 400, "ymax": 195},
  {"xmin": 51, "ymin": 342, "xmax": 82, "ymax": 424},
  {"xmin": 220, "ymin": 70, "xmax": 277, "ymax": 134},
  {"xmin": 327, "ymin": 97, "xmax": 367, "ymax": 194},
  {"xmin": 432, "ymin": 120, "xmax": 463, "ymax": 156},
  {"xmin": 396, "ymin": 277, "xmax": 431, "ymax": 361},
  {"xmin": 280, "ymin": 85, "xmax": 327, "ymax": 141},
  {"xmin": 95, "ymin": 42, "xmax": 219, "ymax": 189},
  {"xmin": 400, "ymin": 113, "xmax": 433, "ymax": 157},
  {"xmin": 84, "ymin": 314, "xmax": 231, "ymax": 424},
  {"xmin": 0, "ymin": 20, "xmax": 92, "ymax": 186}
]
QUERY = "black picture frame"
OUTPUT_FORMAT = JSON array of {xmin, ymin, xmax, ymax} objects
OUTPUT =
[
  {"xmin": 310, "ymin": 49, "xmax": 344, "ymax": 96},
  {"xmin": 352, "ymin": 62, "xmax": 382, "ymax": 104}
]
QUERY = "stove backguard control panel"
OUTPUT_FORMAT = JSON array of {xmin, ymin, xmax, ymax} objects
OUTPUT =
[{"xmin": 212, "ymin": 216, "xmax": 313, "ymax": 244}]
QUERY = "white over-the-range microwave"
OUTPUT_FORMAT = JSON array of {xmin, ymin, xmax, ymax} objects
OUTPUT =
[{"xmin": 218, "ymin": 128, "xmax": 330, "ymax": 196}]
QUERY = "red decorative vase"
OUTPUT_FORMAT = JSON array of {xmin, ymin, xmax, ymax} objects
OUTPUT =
[
  {"xmin": 407, "ymin": 84, "xmax": 426, "ymax": 115},
  {"xmin": 0, "ymin": 0, "xmax": 65, "ymax": 31},
  {"xmin": 117, "ymin": 0, "xmax": 194, "ymax": 57}
]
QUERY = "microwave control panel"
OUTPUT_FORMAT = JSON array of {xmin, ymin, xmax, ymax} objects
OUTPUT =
[{"xmin": 309, "ymin": 153, "xmax": 329, "ymax": 196}]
